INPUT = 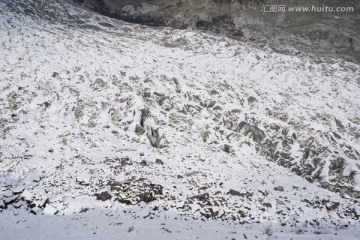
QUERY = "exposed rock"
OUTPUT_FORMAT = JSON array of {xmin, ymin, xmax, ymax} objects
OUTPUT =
[
  {"xmin": 4, "ymin": 196, "xmax": 18, "ymax": 205},
  {"xmin": 120, "ymin": 157, "xmax": 132, "ymax": 166},
  {"xmin": 248, "ymin": 96, "xmax": 257, "ymax": 105},
  {"xmin": 116, "ymin": 198, "xmax": 133, "ymax": 205},
  {"xmin": 95, "ymin": 191, "xmax": 112, "ymax": 201},
  {"xmin": 79, "ymin": 0, "xmax": 360, "ymax": 64},
  {"xmin": 258, "ymin": 189, "xmax": 269, "ymax": 197},
  {"xmin": 139, "ymin": 191, "xmax": 156, "ymax": 203},
  {"xmin": 326, "ymin": 202, "xmax": 340, "ymax": 211},
  {"xmin": 140, "ymin": 108, "xmax": 150, "ymax": 128},
  {"xmin": 227, "ymin": 189, "xmax": 241, "ymax": 196},
  {"xmin": 320, "ymin": 182, "xmax": 360, "ymax": 199},
  {"xmin": 190, "ymin": 193, "xmax": 210, "ymax": 201},
  {"xmin": 227, "ymin": 189, "xmax": 253, "ymax": 198},
  {"xmin": 40, "ymin": 198, "xmax": 50, "ymax": 208},
  {"xmin": 90, "ymin": 78, "xmax": 107, "ymax": 91},
  {"xmin": 108, "ymin": 178, "xmax": 163, "ymax": 205},
  {"xmin": 235, "ymin": 121, "xmax": 266, "ymax": 143},
  {"xmin": 147, "ymin": 127, "xmax": 166, "ymax": 148},
  {"xmin": 223, "ymin": 144, "xmax": 231, "ymax": 153},
  {"xmin": 155, "ymin": 159, "xmax": 164, "ymax": 165},
  {"xmin": 263, "ymin": 203, "xmax": 272, "ymax": 208},
  {"xmin": 135, "ymin": 124, "xmax": 145, "ymax": 135}
]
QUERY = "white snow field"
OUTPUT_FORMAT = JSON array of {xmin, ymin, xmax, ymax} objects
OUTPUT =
[{"xmin": 0, "ymin": 0, "xmax": 359, "ymax": 239}]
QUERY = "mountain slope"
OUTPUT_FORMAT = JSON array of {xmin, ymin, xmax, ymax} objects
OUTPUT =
[
  {"xmin": 79, "ymin": 0, "xmax": 360, "ymax": 63},
  {"xmin": 0, "ymin": 0, "xmax": 360, "ymax": 239}
]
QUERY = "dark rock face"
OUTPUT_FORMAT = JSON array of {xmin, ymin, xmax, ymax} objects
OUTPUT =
[
  {"xmin": 274, "ymin": 186, "xmax": 285, "ymax": 192},
  {"xmin": 108, "ymin": 178, "xmax": 164, "ymax": 205},
  {"xmin": 95, "ymin": 191, "xmax": 112, "ymax": 201},
  {"xmin": 77, "ymin": 0, "xmax": 360, "ymax": 63},
  {"xmin": 236, "ymin": 121, "xmax": 266, "ymax": 144}
]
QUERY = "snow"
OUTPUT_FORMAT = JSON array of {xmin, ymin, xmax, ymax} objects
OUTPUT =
[
  {"xmin": 0, "ymin": 0, "xmax": 360, "ymax": 239},
  {"xmin": 0, "ymin": 209, "xmax": 358, "ymax": 240}
]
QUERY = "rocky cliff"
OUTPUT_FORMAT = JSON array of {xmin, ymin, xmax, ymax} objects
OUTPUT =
[{"xmin": 76, "ymin": 0, "xmax": 360, "ymax": 63}]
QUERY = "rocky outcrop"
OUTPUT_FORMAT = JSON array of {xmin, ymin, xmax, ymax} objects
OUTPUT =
[{"xmin": 76, "ymin": 0, "xmax": 360, "ymax": 63}]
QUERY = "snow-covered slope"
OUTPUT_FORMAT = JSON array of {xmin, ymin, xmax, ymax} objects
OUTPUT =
[{"xmin": 0, "ymin": 0, "xmax": 360, "ymax": 239}]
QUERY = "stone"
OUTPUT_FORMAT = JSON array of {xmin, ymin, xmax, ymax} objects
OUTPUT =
[
  {"xmin": 236, "ymin": 121, "xmax": 266, "ymax": 143},
  {"xmin": 326, "ymin": 202, "xmax": 340, "ymax": 211},
  {"xmin": 227, "ymin": 189, "xmax": 250, "ymax": 197},
  {"xmin": 40, "ymin": 198, "xmax": 50, "ymax": 208},
  {"xmin": 263, "ymin": 203, "xmax": 272, "ymax": 208},
  {"xmin": 117, "ymin": 198, "xmax": 133, "ymax": 205},
  {"xmin": 120, "ymin": 157, "xmax": 132, "ymax": 166},
  {"xmin": 223, "ymin": 144, "xmax": 231, "ymax": 153},
  {"xmin": 135, "ymin": 124, "xmax": 145, "ymax": 135},
  {"xmin": 139, "ymin": 192, "xmax": 156, "ymax": 203},
  {"xmin": 148, "ymin": 127, "xmax": 164, "ymax": 148},
  {"xmin": 95, "ymin": 191, "xmax": 112, "ymax": 201},
  {"xmin": 140, "ymin": 109, "xmax": 150, "ymax": 127},
  {"xmin": 4, "ymin": 196, "xmax": 18, "ymax": 205},
  {"xmin": 190, "ymin": 193, "xmax": 209, "ymax": 201},
  {"xmin": 140, "ymin": 160, "xmax": 148, "ymax": 166},
  {"xmin": 274, "ymin": 186, "xmax": 285, "ymax": 191},
  {"xmin": 155, "ymin": 159, "xmax": 164, "ymax": 165}
]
